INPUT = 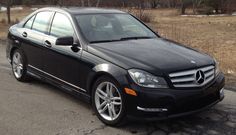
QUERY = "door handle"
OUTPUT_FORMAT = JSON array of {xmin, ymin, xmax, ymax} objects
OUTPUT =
[
  {"xmin": 22, "ymin": 32, "xmax": 27, "ymax": 37},
  {"xmin": 44, "ymin": 40, "xmax": 52, "ymax": 48}
]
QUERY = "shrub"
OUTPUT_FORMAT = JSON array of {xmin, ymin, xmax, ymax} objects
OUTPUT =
[
  {"xmin": 0, "ymin": 18, "xmax": 6, "ymax": 24},
  {"xmin": 125, "ymin": 8, "xmax": 152, "ymax": 23}
]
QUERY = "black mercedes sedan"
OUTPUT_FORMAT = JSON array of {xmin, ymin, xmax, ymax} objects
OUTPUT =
[{"xmin": 6, "ymin": 7, "xmax": 225, "ymax": 126}]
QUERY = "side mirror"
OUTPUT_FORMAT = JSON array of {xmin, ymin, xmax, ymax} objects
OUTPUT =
[{"xmin": 55, "ymin": 36, "xmax": 74, "ymax": 46}]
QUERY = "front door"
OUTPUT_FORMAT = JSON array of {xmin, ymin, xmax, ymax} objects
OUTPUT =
[{"xmin": 42, "ymin": 12, "xmax": 85, "ymax": 92}]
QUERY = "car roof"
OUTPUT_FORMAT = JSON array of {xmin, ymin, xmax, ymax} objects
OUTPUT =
[{"xmin": 38, "ymin": 7, "xmax": 126, "ymax": 15}]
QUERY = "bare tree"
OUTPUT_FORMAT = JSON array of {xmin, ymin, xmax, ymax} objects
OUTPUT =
[
  {"xmin": 81, "ymin": 0, "xmax": 84, "ymax": 7},
  {"xmin": 87, "ymin": 0, "xmax": 91, "ymax": 6},
  {"xmin": 0, "ymin": 0, "xmax": 12, "ymax": 24},
  {"xmin": 192, "ymin": 0, "xmax": 204, "ymax": 14},
  {"xmin": 96, "ymin": 0, "xmax": 100, "ymax": 7}
]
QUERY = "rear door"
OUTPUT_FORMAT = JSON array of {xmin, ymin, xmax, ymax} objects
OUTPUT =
[
  {"xmin": 20, "ymin": 11, "xmax": 54, "ymax": 71},
  {"xmin": 42, "ymin": 12, "xmax": 85, "ymax": 91}
]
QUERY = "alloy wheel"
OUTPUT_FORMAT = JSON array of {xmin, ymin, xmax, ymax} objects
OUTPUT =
[
  {"xmin": 94, "ymin": 82, "xmax": 122, "ymax": 121},
  {"xmin": 12, "ymin": 52, "xmax": 23, "ymax": 79}
]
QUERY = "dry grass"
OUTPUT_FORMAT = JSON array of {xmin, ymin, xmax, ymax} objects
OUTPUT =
[{"xmin": 0, "ymin": 8, "xmax": 235, "ymax": 79}]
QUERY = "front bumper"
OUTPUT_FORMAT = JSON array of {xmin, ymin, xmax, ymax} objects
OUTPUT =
[{"xmin": 125, "ymin": 72, "xmax": 225, "ymax": 121}]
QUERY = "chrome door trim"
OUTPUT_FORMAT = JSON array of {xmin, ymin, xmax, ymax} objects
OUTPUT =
[{"xmin": 28, "ymin": 64, "xmax": 86, "ymax": 92}]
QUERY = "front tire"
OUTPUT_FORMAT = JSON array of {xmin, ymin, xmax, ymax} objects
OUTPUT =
[
  {"xmin": 11, "ymin": 49, "xmax": 29, "ymax": 81},
  {"xmin": 92, "ymin": 76, "xmax": 126, "ymax": 126}
]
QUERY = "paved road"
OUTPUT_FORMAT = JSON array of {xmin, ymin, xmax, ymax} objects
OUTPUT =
[{"xmin": 0, "ymin": 43, "xmax": 236, "ymax": 135}]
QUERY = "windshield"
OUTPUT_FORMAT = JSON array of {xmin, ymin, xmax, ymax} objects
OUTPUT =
[{"xmin": 75, "ymin": 14, "xmax": 157, "ymax": 43}]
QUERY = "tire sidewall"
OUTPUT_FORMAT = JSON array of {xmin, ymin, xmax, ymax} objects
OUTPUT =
[{"xmin": 92, "ymin": 76, "xmax": 126, "ymax": 126}]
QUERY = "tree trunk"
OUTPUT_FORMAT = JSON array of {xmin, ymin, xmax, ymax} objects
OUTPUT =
[
  {"xmin": 192, "ymin": 0, "xmax": 196, "ymax": 14},
  {"xmin": 96, "ymin": 0, "xmax": 100, "ymax": 7},
  {"xmin": 181, "ymin": 3, "xmax": 186, "ymax": 14},
  {"xmin": 81, "ymin": 0, "xmax": 84, "ymax": 7},
  {"xmin": 87, "ymin": 0, "xmax": 91, "ymax": 7},
  {"xmin": 7, "ymin": 1, "xmax": 11, "ymax": 24}
]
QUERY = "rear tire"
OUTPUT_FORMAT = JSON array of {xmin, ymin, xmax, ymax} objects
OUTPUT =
[
  {"xmin": 92, "ymin": 76, "xmax": 126, "ymax": 126},
  {"xmin": 11, "ymin": 49, "xmax": 30, "ymax": 82}
]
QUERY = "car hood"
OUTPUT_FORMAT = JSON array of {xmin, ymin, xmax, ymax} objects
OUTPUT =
[{"xmin": 87, "ymin": 38, "xmax": 214, "ymax": 76}]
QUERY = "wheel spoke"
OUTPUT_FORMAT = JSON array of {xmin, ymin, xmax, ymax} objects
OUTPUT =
[
  {"xmin": 111, "ymin": 104, "xmax": 117, "ymax": 117},
  {"xmin": 111, "ymin": 97, "xmax": 121, "ymax": 105},
  {"xmin": 98, "ymin": 101, "xmax": 107, "ymax": 110},
  {"xmin": 17, "ymin": 55, "xmax": 21, "ymax": 64},
  {"xmin": 12, "ymin": 61, "xmax": 17, "ymax": 66},
  {"xmin": 99, "ymin": 104, "xmax": 108, "ymax": 113},
  {"xmin": 18, "ymin": 64, "xmax": 23, "ymax": 70},
  {"xmin": 112, "ymin": 101, "xmax": 121, "ymax": 105},
  {"xmin": 16, "ymin": 66, "xmax": 22, "ymax": 75},
  {"xmin": 12, "ymin": 63, "xmax": 17, "ymax": 69},
  {"xmin": 106, "ymin": 83, "xmax": 113, "ymax": 97},
  {"xmin": 13, "ymin": 55, "xmax": 18, "ymax": 64},
  {"xmin": 108, "ymin": 105, "xmax": 113, "ymax": 119},
  {"xmin": 106, "ymin": 83, "xmax": 110, "ymax": 95},
  {"xmin": 96, "ymin": 88, "xmax": 107, "ymax": 100},
  {"xmin": 111, "ymin": 97, "xmax": 121, "ymax": 101}
]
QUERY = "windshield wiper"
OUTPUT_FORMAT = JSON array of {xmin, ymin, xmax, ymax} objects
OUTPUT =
[
  {"xmin": 90, "ymin": 39, "xmax": 121, "ymax": 44},
  {"xmin": 120, "ymin": 36, "xmax": 155, "ymax": 41},
  {"xmin": 89, "ymin": 36, "xmax": 156, "ymax": 44}
]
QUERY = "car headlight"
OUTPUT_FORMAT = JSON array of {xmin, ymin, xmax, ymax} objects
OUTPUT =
[
  {"xmin": 128, "ymin": 69, "xmax": 168, "ymax": 88},
  {"xmin": 214, "ymin": 59, "xmax": 220, "ymax": 76}
]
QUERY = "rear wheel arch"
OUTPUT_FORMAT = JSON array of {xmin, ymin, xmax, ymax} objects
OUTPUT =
[{"xmin": 10, "ymin": 47, "xmax": 28, "ymax": 65}]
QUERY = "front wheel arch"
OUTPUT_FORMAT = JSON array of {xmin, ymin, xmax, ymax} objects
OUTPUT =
[
  {"xmin": 88, "ymin": 72, "xmax": 119, "ymax": 100},
  {"xmin": 87, "ymin": 63, "xmax": 128, "ymax": 98}
]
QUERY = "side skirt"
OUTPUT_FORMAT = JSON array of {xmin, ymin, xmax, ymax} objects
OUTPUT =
[{"xmin": 27, "ymin": 66, "xmax": 91, "ymax": 103}]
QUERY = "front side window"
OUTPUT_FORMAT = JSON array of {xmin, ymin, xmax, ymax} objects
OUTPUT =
[
  {"xmin": 50, "ymin": 13, "xmax": 74, "ymax": 37},
  {"xmin": 76, "ymin": 14, "xmax": 157, "ymax": 43},
  {"xmin": 24, "ymin": 15, "xmax": 36, "ymax": 29},
  {"xmin": 32, "ymin": 11, "xmax": 54, "ymax": 33}
]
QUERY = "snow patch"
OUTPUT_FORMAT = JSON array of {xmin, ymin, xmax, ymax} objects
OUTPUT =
[
  {"xmin": 0, "ymin": 6, "xmax": 23, "ymax": 12},
  {"xmin": 0, "ymin": 6, "xmax": 7, "ymax": 11},
  {"xmin": 227, "ymin": 70, "xmax": 235, "ymax": 74},
  {"xmin": 181, "ymin": 14, "xmax": 228, "ymax": 17},
  {"xmin": 31, "ymin": 8, "xmax": 38, "ymax": 11}
]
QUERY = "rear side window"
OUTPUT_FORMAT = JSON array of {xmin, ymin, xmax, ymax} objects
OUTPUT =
[
  {"xmin": 32, "ymin": 11, "xmax": 54, "ymax": 33},
  {"xmin": 24, "ymin": 15, "xmax": 35, "ymax": 29},
  {"xmin": 50, "ymin": 13, "xmax": 74, "ymax": 37}
]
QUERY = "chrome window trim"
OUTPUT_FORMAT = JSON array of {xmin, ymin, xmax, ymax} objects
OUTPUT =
[
  {"xmin": 137, "ymin": 106, "xmax": 168, "ymax": 112},
  {"xmin": 28, "ymin": 65, "xmax": 86, "ymax": 92}
]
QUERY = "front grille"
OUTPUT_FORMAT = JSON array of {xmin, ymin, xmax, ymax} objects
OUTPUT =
[{"xmin": 169, "ymin": 65, "xmax": 215, "ymax": 88}]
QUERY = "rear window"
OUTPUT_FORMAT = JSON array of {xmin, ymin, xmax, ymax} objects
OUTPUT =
[{"xmin": 24, "ymin": 15, "xmax": 35, "ymax": 29}]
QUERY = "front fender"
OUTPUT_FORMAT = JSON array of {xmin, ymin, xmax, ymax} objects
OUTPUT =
[{"xmin": 86, "ymin": 63, "xmax": 129, "ymax": 95}]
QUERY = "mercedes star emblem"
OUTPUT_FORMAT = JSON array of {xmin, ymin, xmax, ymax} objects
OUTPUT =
[{"xmin": 195, "ymin": 70, "xmax": 205, "ymax": 84}]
